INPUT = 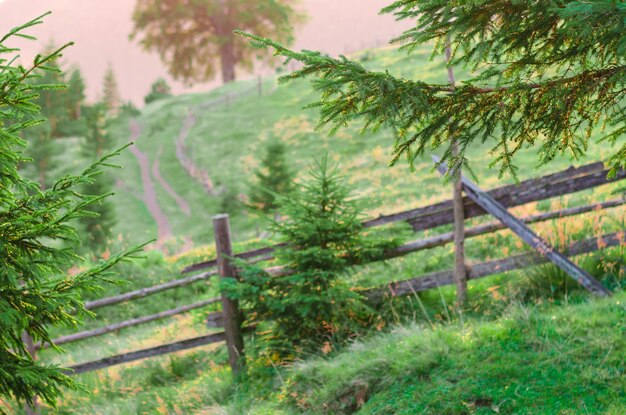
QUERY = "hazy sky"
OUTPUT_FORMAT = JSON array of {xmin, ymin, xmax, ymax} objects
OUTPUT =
[{"xmin": 1, "ymin": 0, "xmax": 410, "ymax": 105}]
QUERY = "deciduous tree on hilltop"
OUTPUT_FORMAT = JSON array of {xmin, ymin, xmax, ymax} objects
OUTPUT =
[{"xmin": 131, "ymin": 0, "xmax": 306, "ymax": 84}]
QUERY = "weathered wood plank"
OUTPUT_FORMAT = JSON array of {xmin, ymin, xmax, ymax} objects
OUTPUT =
[
  {"xmin": 365, "ymin": 232, "xmax": 624, "ymax": 302},
  {"xmin": 84, "ymin": 270, "xmax": 217, "ymax": 310},
  {"xmin": 409, "ymin": 168, "xmax": 626, "ymax": 232},
  {"xmin": 40, "ymin": 298, "xmax": 221, "ymax": 349},
  {"xmin": 182, "ymin": 245, "xmax": 281, "ymax": 274},
  {"xmin": 385, "ymin": 199, "xmax": 625, "ymax": 259},
  {"xmin": 433, "ymin": 155, "xmax": 611, "ymax": 297},
  {"xmin": 361, "ymin": 162, "xmax": 610, "ymax": 229},
  {"xmin": 64, "ymin": 332, "xmax": 228, "ymax": 375}
]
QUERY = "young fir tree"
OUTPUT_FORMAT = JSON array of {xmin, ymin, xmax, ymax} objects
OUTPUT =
[
  {"xmin": 248, "ymin": 141, "xmax": 295, "ymax": 214},
  {"xmin": 238, "ymin": 1, "xmax": 626, "ymax": 180},
  {"xmin": 102, "ymin": 63, "xmax": 121, "ymax": 116},
  {"xmin": 0, "ymin": 14, "xmax": 140, "ymax": 411},
  {"xmin": 32, "ymin": 44, "xmax": 69, "ymax": 138},
  {"xmin": 23, "ymin": 120, "xmax": 61, "ymax": 190},
  {"xmin": 225, "ymin": 157, "xmax": 396, "ymax": 358},
  {"xmin": 65, "ymin": 68, "xmax": 86, "ymax": 120},
  {"xmin": 144, "ymin": 78, "xmax": 172, "ymax": 104},
  {"xmin": 57, "ymin": 68, "xmax": 88, "ymax": 137},
  {"xmin": 79, "ymin": 104, "xmax": 116, "ymax": 253}
]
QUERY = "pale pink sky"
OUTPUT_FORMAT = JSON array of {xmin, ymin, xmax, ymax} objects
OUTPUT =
[{"xmin": 1, "ymin": 0, "xmax": 409, "ymax": 105}]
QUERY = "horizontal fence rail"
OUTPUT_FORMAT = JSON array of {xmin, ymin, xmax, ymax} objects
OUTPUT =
[
  {"xmin": 40, "ymin": 298, "xmax": 221, "ymax": 350},
  {"xmin": 363, "ymin": 162, "xmax": 626, "ymax": 231},
  {"xmin": 64, "ymin": 332, "xmax": 228, "ymax": 375},
  {"xmin": 385, "ymin": 199, "xmax": 625, "ymax": 260},
  {"xmin": 365, "ymin": 231, "xmax": 624, "ymax": 302},
  {"xmin": 84, "ymin": 270, "xmax": 217, "ymax": 310}
]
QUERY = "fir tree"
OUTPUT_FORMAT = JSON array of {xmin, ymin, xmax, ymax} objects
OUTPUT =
[
  {"xmin": 248, "ymin": 141, "xmax": 295, "ymax": 214},
  {"xmin": 238, "ymin": 1, "xmax": 626, "ymax": 179},
  {"xmin": 102, "ymin": 64, "xmax": 121, "ymax": 116},
  {"xmin": 131, "ymin": 0, "xmax": 306, "ymax": 84},
  {"xmin": 224, "ymin": 157, "xmax": 396, "ymax": 358},
  {"xmin": 23, "ymin": 49, "xmax": 66, "ymax": 189},
  {"xmin": 31, "ymin": 47, "xmax": 68, "ymax": 138},
  {"xmin": 79, "ymin": 104, "xmax": 116, "ymax": 253},
  {"xmin": 57, "ymin": 68, "xmax": 88, "ymax": 137},
  {"xmin": 0, "ymin": 14, "xmax": 140, "ymax": 411},
  {"xmin": 23, "ymin": 120, "xmax": 61, "ymax": 190},
  {"xmin": 144, "ymin": 78, "xmax": 172, "ymax": 104},
  {"xmin": 66, "ymin": 68, "xmax": 85, "ymax": 120}
]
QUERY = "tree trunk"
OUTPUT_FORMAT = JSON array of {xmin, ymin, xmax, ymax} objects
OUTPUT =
[
  {"xmin": 38, "ymin": 157, "xmax": 47, "ymax": 191},
  {"xmin": 22, "ymin": 332, "xmax": 39, "ymax": 415},
  {"xmin": 220, "ymin": 37, "xmax": 236, "ymax": 84},
  {"xmin": 445, "ymin": 46, "xmax": 468, "ymax": 306}
]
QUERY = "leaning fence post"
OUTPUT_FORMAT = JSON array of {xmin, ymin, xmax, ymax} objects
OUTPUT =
[{"xmin": 212, "ymin": 214, "xmax": 246, "ymax": 379}]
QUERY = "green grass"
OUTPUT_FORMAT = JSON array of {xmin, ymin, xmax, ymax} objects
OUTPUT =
[
  {"xmin": 33, "ymin": 274, "xmax": 626, "ymax": 414},
  {"xmin": 266, "ymin": 292, "xmax": 626, "ymax": 414}
]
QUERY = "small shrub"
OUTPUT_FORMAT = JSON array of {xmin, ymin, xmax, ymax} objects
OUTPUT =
[{"xmin": 144, "ymin": 78, "xmax": 172, "ymax": 105}]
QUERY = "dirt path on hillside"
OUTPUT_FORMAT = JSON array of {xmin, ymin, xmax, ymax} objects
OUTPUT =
[
  {"xmin": 173, "ymin": 87, "xmax": 262, "ymax": 198},
  {"xmin": 174, "ymin": 109, "xmax": 217, "ymax": 196},
  {"xmin": 128, "ymin": 119, "xmax": 173, "ymax": 246},
  {"xmin": 152, "ymin": 146, "xmax": 191, "ymax": 216}
]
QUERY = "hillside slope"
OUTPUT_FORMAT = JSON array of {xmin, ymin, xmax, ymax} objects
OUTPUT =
[
  {"xmin": 38, "ymin": 291, "xmax": 626, "ymax": 414},
  {"xmin": 102, "ymin": 43, "xmax": 616, "ymax": 254},
  {"xmin": 257, "ymin": 292, "xmax": 626, "ymax": 414}
]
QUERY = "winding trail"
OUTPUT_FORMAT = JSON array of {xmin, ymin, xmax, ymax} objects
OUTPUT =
[
  {"xmin": 175, "ymin": 109, "xmax": 216, "ymax": 195},
  {"xmin": 174, "ymin": 87, "xmax": 258, "ymax": 196},
  {"xmin": 152, "ymin": 146, "xmax": 191, "ymax": 216},
  {"xmin": 128, "ymin": 119, "xmax": 172, "ymax": 246}
]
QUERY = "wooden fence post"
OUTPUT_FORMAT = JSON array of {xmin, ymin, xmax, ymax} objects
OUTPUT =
[
  {"xmin": 212, "ymin": 214, "xmax": 246, "ymax": 379},
  {"xmin": 445, "ymin": 45, "xmax": 468, "ymax": 306}
]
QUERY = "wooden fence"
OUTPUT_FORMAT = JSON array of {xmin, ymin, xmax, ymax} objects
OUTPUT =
[{"xmin": 43, "ymin": 161, "xmax": 625, "ymax": 376}]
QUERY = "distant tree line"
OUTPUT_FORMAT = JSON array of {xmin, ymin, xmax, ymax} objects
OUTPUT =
[{"xmin": 22, "ymin": 51, "xmax": 140, "ymax": 256}]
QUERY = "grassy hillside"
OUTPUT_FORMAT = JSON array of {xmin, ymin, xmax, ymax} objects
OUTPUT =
[
  {"xmin": 261, "ymin": 293, "xmax": 626, "ymax": 414},
  {"xmin": 37, "ymin": 288, "xmax": 626, "ymax": 414},
  {"xmin": 98, "ymin": 42, "xmax": 619, "ymax": 255}
]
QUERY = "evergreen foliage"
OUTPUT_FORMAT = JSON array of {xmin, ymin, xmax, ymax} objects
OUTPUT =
[
  {"xmin": 130, "ymin": 0, "xmax": 306, "ymax": 84},
  {"xmin": 248, "ymin": 140, "xmax": 294, "ymax": 213},
  {"xmin": 31, "ymin": 47, "xmax": 68, "ymax": 139},
  {"xmin": 144, "ymin": 78, "xmax": 172, "ymax": 104},
  {"xmin": 0, "ymin": 14, "xmax": 140, "ymax": 411},
  {"xmin": 56, "ymin": 68, "xmax": 88, "ymax": 138},
  {"xmin": 66, "ymin": 69, "xmax": 86, "ymax": 120},
  {"xmin": 224, "ymin": 157, "xmax": 397, "ymax": 358},
  {"xmin": 79, "ymin": 104, "xmax": 116, "ymax": 253},
  {"xmin": 102, "ymin": 64, "xmax": 121, "ymax": 116},
  {"xmin": 22, "ymin": 119, "xmax": 60, "ymax": 190},
  {"xmin": 237, "ymin": 1, "xmax": 626, "ymax": 180}
]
